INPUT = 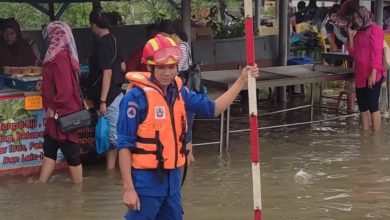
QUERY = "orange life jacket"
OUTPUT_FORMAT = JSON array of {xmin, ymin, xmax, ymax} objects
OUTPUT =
[{"xmin": 126, "ymin": 72, "xmax": 187, "ymax": 170}]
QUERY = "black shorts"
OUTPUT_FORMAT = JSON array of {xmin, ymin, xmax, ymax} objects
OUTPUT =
[
  {"xmin": 356, "ymin": 78, "xmax": 383, "ymax": 113},
  {"xmin": 43, "ymin": 135, "xmax": 81, "ymax": 166}
]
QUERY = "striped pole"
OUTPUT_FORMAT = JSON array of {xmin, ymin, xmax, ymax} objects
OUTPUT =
[{"xmin": 243, "ymin": 0, "xmax": 262, "ymax": 220}]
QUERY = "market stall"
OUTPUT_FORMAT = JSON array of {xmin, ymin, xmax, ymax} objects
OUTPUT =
[{"xmin": 0, "ymin": 66, "xmax": 97, "ymax": 176}]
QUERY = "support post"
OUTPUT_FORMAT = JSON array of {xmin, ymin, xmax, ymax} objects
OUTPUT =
[
  {"xmin": 254, "ymin": 0, "xmax": 261, "ymax": 35},
  {"xmin": 277, "ymin": 0, "xmax": 288, "ymax": 102},
  {"xmin": 181, "ymin": 0, "xmax": 192, "ymax": 44},
  {"xmin": 48, "ymin": 3, "xmax": 55, "ymax": 21},
  {"xmin": 375, "ymin": 0, "xmax": 384, "ymax": 28},
  {"xmin": 55, "ymin": 3, "xmax": 70, "ymax": 20},
  {"xmin": 30, "ymin": 3, "xmax": 49, "ymax": 16}
]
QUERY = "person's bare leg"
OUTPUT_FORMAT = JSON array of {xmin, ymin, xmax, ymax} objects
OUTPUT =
[
  {"xmin": 68, "ymin": 164, "xmax": 83, "ymax": 184},
  {"xmin": 106, "ymin": 149, "xmax": 117, "ymax": 170},
  {"xmin": 39, "ymin": 156, "xmax": 56, "ymax": 183},
  {"xmin": 347, "ymin": 92, "xmax": 356, "ymax": 113},
  {"xmin": 371, "ymin": 111, "xmax": 381, "ymax": 133},
  {"xmin": 336, "ymin": 91, "xmax": 345, "ymax": 113},
  {"xmin": 360, "ymin": 111, "xmax": 371, "ymax": 131}
]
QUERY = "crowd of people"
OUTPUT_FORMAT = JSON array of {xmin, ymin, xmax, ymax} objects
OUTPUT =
[
  {"xmin": 290, "ymin": 0, "xmax": 346, "ymax": 52},
  {"xmin": 1, "ymin": 6, "xmax": 259, "ymax": 220},
  {"xmin": 291, "ymin": 0, "xmax": 385, "ymax": 134}
]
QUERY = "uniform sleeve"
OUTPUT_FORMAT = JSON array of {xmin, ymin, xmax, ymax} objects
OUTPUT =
[
  {"xmin": 181, "ymin": 87, "xmax": 215, "ymax": 118},
  {"xmin": 370, "ymin": 25, "xmax": 385, "ymax": 72},
  {"xmin": 98, "ymin": 41, "xmax": 113, "ymax": 71},
  {"xmin": 116, "ymin": 89, "xmax": 146, "ymax": 150}
]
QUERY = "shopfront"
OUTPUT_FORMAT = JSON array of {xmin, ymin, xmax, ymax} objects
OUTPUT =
[{"xmin": 0, "ymin": 68, "xmax": 97, "ymax": 175}]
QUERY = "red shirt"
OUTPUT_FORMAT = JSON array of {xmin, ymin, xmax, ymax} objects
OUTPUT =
[
  {"xmin": 41, "ymin": 50, "xmax": 82, "ymax": 142},
  {"xmin": 348, "ymin": 24, "xmax": 385, "ymax": 88},
  {"xmin": 125, "ymin": 47, "xmax": 147, "ymax": 72}
]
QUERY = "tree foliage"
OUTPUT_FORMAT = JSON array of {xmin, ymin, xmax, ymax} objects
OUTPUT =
[
  {"xmin": 0, "ymin": 0, "xmax": 184, "ymax": 30},
  {"xmin": 0, "ymin": 0, "xmax": 247, "ymax": 40},
  {"xmin": 0, "ymin": 3, "xmax": 49, "ymax": 30}
]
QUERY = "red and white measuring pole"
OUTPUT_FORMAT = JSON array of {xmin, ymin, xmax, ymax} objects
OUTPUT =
[{"xmin": 243, "ymin": 0, "xmax": 262, "ymax": 220}]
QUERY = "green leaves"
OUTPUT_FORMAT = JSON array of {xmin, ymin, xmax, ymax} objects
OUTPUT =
[
  {"xmin": 0, "ymin": 1, "xmax": 180, "ymax": 29},
  {"xmin": 0, "ymin": 99, "xmax": 30, "ymax": 121},
  {"xmin": 0, "ymin": 3, "xmax": 48, "ymax": 30},
  {"xmin": 211, "ymin": 19, "xmax": 245, "ymax": 39}
]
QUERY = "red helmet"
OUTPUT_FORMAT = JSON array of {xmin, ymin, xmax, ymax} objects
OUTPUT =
[{"xmin": 141, "ymin": 34, "xmax": 182, "ymax": 65}]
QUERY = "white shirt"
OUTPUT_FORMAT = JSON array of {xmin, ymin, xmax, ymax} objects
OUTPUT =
[{"xmin": 178, "ymin": 42, "xmax": 192, "ymax": 72}]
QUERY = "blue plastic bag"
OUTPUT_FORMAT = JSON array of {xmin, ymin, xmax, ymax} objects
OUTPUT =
[
  {"xmin": 95, "ymin": 116, "xmax": 110, "ymax": 154},
  {"xmin": 287, "ymin": 56, "xmax": 313, "ymax": 65}
]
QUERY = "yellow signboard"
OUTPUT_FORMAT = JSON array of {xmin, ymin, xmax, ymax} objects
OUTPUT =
[
  {"xmin": 25, "ymin": 96, "xmax": 43, "ymax": 110},
  {"xmin": 385, "ymin": 33, "xmax": 390, "ymax": 47}
]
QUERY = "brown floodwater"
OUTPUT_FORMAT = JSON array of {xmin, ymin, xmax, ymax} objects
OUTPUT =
[{"xmin": 1, "ymin": 98, "xmax": 390, "ymax": 220}]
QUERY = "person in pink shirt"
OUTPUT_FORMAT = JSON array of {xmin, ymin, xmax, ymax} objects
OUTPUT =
[{"xmin": 347, "ymin": 6, "xmax": 385, "ymax": 133}]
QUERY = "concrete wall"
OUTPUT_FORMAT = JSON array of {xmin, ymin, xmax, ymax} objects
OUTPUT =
[{"xmin": 20, "ymin": 25, "xmax": 279, "ymax": 71}]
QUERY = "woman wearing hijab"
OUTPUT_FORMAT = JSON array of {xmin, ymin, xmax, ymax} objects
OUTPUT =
[
  {"xmin": 347, "ymin": 6, "xmax": 385, "ymax": 133},
  {"xmin": 0, "ymin": 19, "xmax": 36, "ymax": 69},
  {"xmin": 39, "ymin": 21, "xmax": 83, "ymax": 184}
]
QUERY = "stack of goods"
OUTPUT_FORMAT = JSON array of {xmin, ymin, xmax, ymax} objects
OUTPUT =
[{"xmin": 3, "ymin": 66, "xmax": 42, "ymax": 91}]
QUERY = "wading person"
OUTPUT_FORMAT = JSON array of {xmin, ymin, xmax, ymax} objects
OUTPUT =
[
  {"xmin": 88, "ymin": 7, "xmax": 126, "ymax": 169},
  {"xmin": 117, "ymin": 34, "xmax": 259, "ymax": 219},
  {"xmin": 39, "ymin": 21, "xmax": 83, "ymax": 184},
  {"xmin": 347, "ymin": 6, "xmax": 385, "ymax": 133}
]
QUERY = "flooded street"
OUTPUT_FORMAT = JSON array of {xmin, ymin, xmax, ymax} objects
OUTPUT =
[{"xmin": 1, "ymin": 98, "xmax": 390, "ymax": 220}]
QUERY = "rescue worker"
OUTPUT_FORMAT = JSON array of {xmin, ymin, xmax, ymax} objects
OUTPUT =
[{"xmin": 117, "ymin": 34, "xmax": 259, "ymax": 220}]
